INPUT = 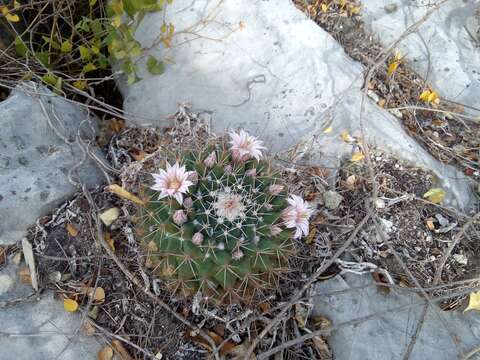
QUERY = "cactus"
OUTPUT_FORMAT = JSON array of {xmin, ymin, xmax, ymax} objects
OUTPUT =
[{"xmin": 140, "ymin": 130, "xmax": 312, "ymax": 304}]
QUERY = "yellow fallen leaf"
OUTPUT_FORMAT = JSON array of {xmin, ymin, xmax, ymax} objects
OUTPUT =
[
  {"xmin": 341, "ymin": 130, "xmax": 354, "ymax": 143},
  {"xmin": 321, "ymin": 3, "xmax": 329, "ymax": 12},
  {"xmin": 99, "ymin": 207, "xmax": 120, "ymax": 226},
  {"xmin": 66, "ymin": 223, "xmax": 79, "ymax": 237},
  {"xmin": 464, "ymin": 291, "xmax": 480, "ymax": 313},
  {"xmin": 64, "ymin": 298, "xmax": 79, "ymax": 312},
  {"xmin": 351, "ymin": 152, "xmax": 365, "ymax": 162},
  {"xmin": 387, "ymin": 61, "xmax": 399, "ymax": 76},
  {"xmin": 6, "ymin": 13, "xmax": 19, "ymax": 22},
  {"xmin": 419, "ymin": 90, "xmax": 430, "ymax": 102},
  {"xmin": 349, "ymin": 6, "xmax": 361, "ymax": 15},
  {"xmin": 88, "ymin": 287, "xmax": 105, "ymax": 303},
  {"xmin": 427, "ymin": 91, "xmax": 440, "ymax": 104},
  {"xmin": 106, "ymin": 184, "xmax": 146, "ymax": 205},
  {"xmin": 97, "ymin": 345, "xmax": 113, "ymax": 360},
  {"xmin": 423, "ymin": 188, "xmax": 446, "ymax": 204},
  {"xmin": 323, "ymin": 126, "xmax": 333, "ymax": 134}
]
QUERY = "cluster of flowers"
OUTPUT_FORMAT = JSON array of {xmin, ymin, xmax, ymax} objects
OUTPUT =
[{"xmin": 150, "ymin": 129, "xmax": 313, "ymax": 240}]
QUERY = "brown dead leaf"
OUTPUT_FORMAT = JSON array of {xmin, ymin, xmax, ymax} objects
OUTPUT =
[
  {"xmin": 106, "ymin": 184, "xmax": 146, "ymax": 205},
  {"xmin": 0, "ymin": 246, "xmax": 6, "ymax": 266},
  {"xmin": 98, "ymin": 345, "xmax": 113, "ymax": 360},
  {"xmin": 259, "ymin": 302, "xmax": 271, "ymax": 313},
  {"xmin": 372, "ymin": 272, "xmax": 390, "ymax": 294},
  {"xmin": 377, "ymin": 98, "xmax": 386, "ymax": 107},
  {"xmin": 305, "ymin": 226, "xmax": 317, "ymax": 244},
  {"xmin": 188, "ymin": 331, "xmax": 236, "ymax": 355},
  {"xmin": 112, "ymin": 340, "xmax": 134, "ymax": 360},
  {"xmin": 426, "ymin": 219, "xmax": 436, "ymax": 230},
  {"xmin": 19, "ymin": 267, "xmax": 31, "ymax": 285},
  {"xmin": 66, "ymin": 223, "xmax": 79, "ymax": 237},
  {"xmin": 344, "ymin": 174, "xmax": 357, "ymax": 190},
  {"xmin": 104, "ymin": 232, "xmax": 115, "ymax": 252},
  {"xmin": 108, "ymin": 118, "xmax": 125, "ymax": 133},
  {"xmin": 312, "ymin": 336, "xmax": 331, "ymax": 358},
  {"xmin": 83, "ymin": 321, "xmax": 96, "ymax": 336},
  {"xmin": 130, "ymin": 149, "xmax": 148, "ymax": 162}
]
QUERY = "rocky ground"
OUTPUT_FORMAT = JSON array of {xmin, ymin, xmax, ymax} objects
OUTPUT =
[{"xmin": 0, "ymin": 0, "xmax": 479, "ymax": 359}]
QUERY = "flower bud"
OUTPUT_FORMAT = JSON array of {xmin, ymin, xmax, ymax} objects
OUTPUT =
[
  {"xmin": 270, "ymin": 225, "xmax": 282, "ymax": 236},
  {"xmin": 173, "ymin": 210, "xmax": 187, "ymax": 225},
  {"xmin": 232, "ymin": 249, "xmax": 244, "ymax": 260},
  {"xmin": 268, "ymin": 184, "xmax": 284, "ymax": 196},
  {"xmin": 203, "ymin": 151, "xmax": 217, "ymax": 168},
  {"xmin": 224, "ymin": 165, "xmax": 233, "ymax": 175},
  {"xmin": 192, "ymin": 232, "xmax": 204, "ymax": 245},
  {"xmin": 245, "ymin": 168, "xmax": 257, "ymax": 177},
  {"xmin": 187, "ymin": 171, "xmax": 198, "ymax": 185},
  {"xmin": 183, "ymin": 197, "xmax": 193, "ymax": 209}
]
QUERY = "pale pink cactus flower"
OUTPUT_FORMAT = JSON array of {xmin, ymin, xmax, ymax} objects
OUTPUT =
[
  {"xmin": 245, "ymin": 168, "xmax": 257, "ymax": 177},
  {"xmin": 229, "ymin": 129, "xmax": 266, "ymax": 162},
  {"xmin": 204, "ymin": 151, "xmax": 217, "ymax": 168},
  {"xmin": 187, "ymin": 170, "xmax": 198, "ymax": 185},
  {"xmin": 282, "ymin": 195, "xmax": 313, "ymax": 239},
  {"xmin": 192, "ymin": 232, "xmax": 204, "ymax": 246},
  {"xmin": 150, "ymin": 162, "xmax": 194, "ymax": 204},
  {"xmin": 268, "ymin": 184, "xmax": 284, "ymax": 196},
  {"xmin": 224, "ymin": 165, "xmax": 233, "ymax": 175}
]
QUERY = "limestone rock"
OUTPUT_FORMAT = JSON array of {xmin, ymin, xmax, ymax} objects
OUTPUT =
[
  {"xmin": 0, "ymin": 82, "xmax": 104, "ymax": 245},
  {"xmin": 118, "ymin": 0, "xmax": 474, "ymax": 211}
]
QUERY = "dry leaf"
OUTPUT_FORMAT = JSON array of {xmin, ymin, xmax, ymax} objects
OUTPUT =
[
  {"xmin": 305, "ymin": 226, "xmax": 317, "ymax": 244},
  {"xmin": 464, "ymin": 291, "xmax": 480, "ymax": 313},
  {"xmin": 19, "ymin": 267, "xmax": 31, "ymax": 284},
  {"xmin": 378, "ymin": 98, "xmax": 386, "ymax": 107},
  {"xmin": 426, "ymin": 219, "xmax": 435, "ymax": 230},
  {"xmin": 91, "ymin": 287, "xmax": 106, "ymax": 303},
  {"xmin": 104, "ymin": 232, "xmax": 115, "ymax": 252},
  {"xmin": 97, "ymin": 346, "xmax": 114, "ymax": 360},
  {"xmin": 323, "ymin": 126, "xmax": 333, "ymax": 134},
  {"xmin": 341, "ymin": 130, "xmax": 355, "ymax": 143},
  {"xmin": 131, "ymin": 149, "xmax": 148, "ymax": 162},
  {"xmin": 112, "ymin": 340, "xmax": 134, "ymax": 360},
  {"xmin": 83, "ymin": 321, "xmax": 96, "ymax": 336},
  {"xmin": 350, "ymin": 151, "xmax": 365, "ymax": 162},
  {"xmin": 419, "ymin": 89, "xmax": 440, "ymax": 104},
  {"xmin": 188, "ymin": 331, "xmax": 236, "ymax": 355},
  {"xmin": 64, "ymin": 298, "xmax": 79, "ymax": 312},
  {"xmin": 66, "ymin": 223, "xmax": 79, "ymax": 237},
  {"xmin": 99, "ymin": 207, "xmax": 120, "ymax": 226},
  {"xmin": 344, "ymin": 175, "xmax": 357, "ymax": 190},
  {"xmin": 423, "ymin": 188, "xmax": 446, "ymax": 204},
  {"xmin": 106, "ymin": 184, "xmax": 146, "ymax": 205}
]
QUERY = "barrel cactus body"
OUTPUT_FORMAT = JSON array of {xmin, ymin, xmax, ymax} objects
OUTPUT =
[{"xmin": 141, "ymin": 130, "xmax": 312, "ymax": 304}]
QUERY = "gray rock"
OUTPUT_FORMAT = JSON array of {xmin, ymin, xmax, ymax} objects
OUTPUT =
[
  {"xmin": 323, "ymin": 190, "xmax": 344, "ymax": 210},
  {"xmin": 361, "ymin": 0, "xmax": 480, "ymax": 112},
  {"xmin": 118, "ymin": 0, "xmax": 475, "ymax": 211},
  {"xmin": 0, "ymin": 262, "xmax": 102, "ymax": 360},
  {"xmin": 0, "ymin": 82, "xmax": 104, "ymax": 245},
  {"xmin": 312, "ymin": 274, "xmax": 480, "ymax": 360}
]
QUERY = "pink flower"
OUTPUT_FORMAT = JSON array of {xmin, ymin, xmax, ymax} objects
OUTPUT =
[
  {"xmin": 282, "ymin": 195, "xmax": 313, "ymax": 239},
  {"xmin": 173, "ymin": 210, "xmax": 187, "ymax": 225},
  {"xmin": 229, "ymin": 129, "xmax": 266, "ymax": 162},
  {"xmin": 268, "ymin": 184, "xmax": 284, "ymax": 196},
  {"xmin": 204, "ymin": 151, "xmax": 217, "ymax": 168},
  {"xmin": 192, "ymin": 232, "xmax": 204, "ymax": 246},
  {"xmin": 150, "ymin": 162, "xmax": 193, "ymax": 204},
  {"xmin": 245, "ymin": 168, "xmax": 257, "ymax": 177},
  {"xmin": 224, "ymin": 165, "xmax": 233, "ymax": 175}
]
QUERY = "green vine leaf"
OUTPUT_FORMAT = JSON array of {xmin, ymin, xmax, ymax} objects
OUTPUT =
[{"xmin": 146, "ymin": 55, "xmax": 165, "ymax": 75}]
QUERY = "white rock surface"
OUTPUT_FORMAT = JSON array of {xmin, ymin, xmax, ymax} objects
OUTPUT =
[
  {"xmin": 361, "ymin": 0, "xmax": 480, "ymax": 112},
  {"xmin": 0, "ymin": 83, "xmax": 104, "ymax": 245},
  {"xmin": 313, "ymin": 274, "xmax": 480, "ymax": 360},
  {"xmin": 0, "ymin": 262, "xmax": 102, "ymax": 360},
  {"xmin": 119, "ymin": 0, "xmax": 475, "ymax": 210}
]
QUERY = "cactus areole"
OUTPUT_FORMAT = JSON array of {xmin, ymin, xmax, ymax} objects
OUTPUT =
[{"xmin": 141, "ymin": 130, "xmax": 312, "ymax": 304}]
